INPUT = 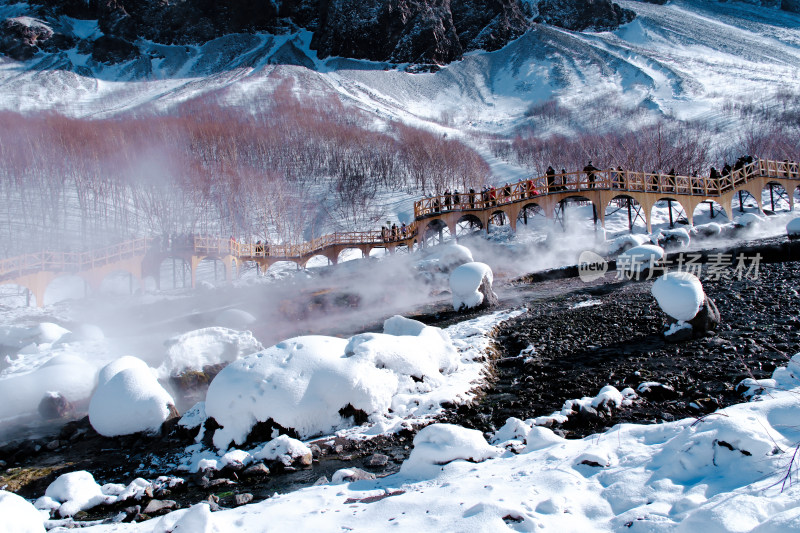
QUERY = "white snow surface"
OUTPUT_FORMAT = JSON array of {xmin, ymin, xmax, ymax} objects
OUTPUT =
[
  {"xmin": 449, "ymin": 262, "xmax": 494, "ymax": 311},
  {"xmin": 0, "ymin": 490, "xmax": 45, "ymax": 533},
  {"xmin": 605, "ymin": 233, "xmax": 652, "ymax": 255},
  {"xmin": 651, "ymin": 271, "xmax": 706, "ymax": 322},
  {"xmin": 88, "ymin": 358, "xmax": 175, "ymax": 437},
  {"xmin": 40, "ymin": 471, "xmax": 111, "ymax": 518},
  {"xmin": 205, "ymin": 315, "xmax": 462, "ymax": 449},
  {"xmin": 252, "ymin": 435, "xmax": 312, "ymax": 467},
  {"xmin": 158, "ymin": 327, "xmax": 263, "ymax": 378},
  {"xmin": 63, "ymin": 352, "xmax": 800, "ymax": 532}
]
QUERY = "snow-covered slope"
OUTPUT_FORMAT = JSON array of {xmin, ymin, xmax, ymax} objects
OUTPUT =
[{"xmin": 0, "ymin": 1, "xmax": 798, "ymax": 136}]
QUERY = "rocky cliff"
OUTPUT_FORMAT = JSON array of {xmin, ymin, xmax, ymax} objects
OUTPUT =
[{"xmin": 1, "ymin": 0, "xmax": 636, "ymax": 66}]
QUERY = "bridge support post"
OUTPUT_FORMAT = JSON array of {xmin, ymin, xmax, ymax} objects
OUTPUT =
[
  {"xmin": 627, "ymin": 199, "xmax": 633, "ymax": 232},
  {"xmin": 667, "ymin": 200, "xmax": 674, "ymax": 228},
  {"xmin": 739, "ymin": 191, "xmax": 744, "ymax": 213},
  {"xmin": 770, "ymin": 184, "xmax": 775, "ymax": 212}
]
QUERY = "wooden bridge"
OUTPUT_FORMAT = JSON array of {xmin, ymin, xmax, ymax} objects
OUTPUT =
[{"xmin": 1, "ymin": 158, "xmax": 798, "ymax": 306}]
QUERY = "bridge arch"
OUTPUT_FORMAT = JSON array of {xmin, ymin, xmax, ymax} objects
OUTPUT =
[
  {"xmin": 265, "ymin": 260, "xmax": 302, "ymax": 275},
  {"xmin": 44, "ymin": 274, "xmax": 87, "ymax": 306},
  {"xmin": 488, "ymin": 209, "xmax": 513, "ymax": 233},
  {"xmin": 422, "ymin": 219, "xmax": 453, "ymax": 246},
  {"xmin": 96, "ymin": 268, "xmax": 143, "ymax": 294},
  {"xmin": 761, "ymin": 181, "xmax": 792, "ymax": 213},
  {"xmin": 605, "ymin": 195, "xmax": 647, "ymax": 232},
  {"xmin": 455, "ymin": 214, "xmax": 484, "ymax": 238},
  {"xmin": 157, "ymin": 257, "xmax": 192, "ymax": 290},
  {"xmin": 556, "ymin": 196, "xmax": 603, "ymax": 230},
  {"xmin": 0, "ymin": 282, "xmax": 39, "ymax": 307},
  {"xmin": 303, "ymin": 254, "xmax": 336, "ymax": 269},
  {"xmin": 650, "ymin": 198, "xmax": 690, "ymax": 229},
  {"xmin": 338, "ymin": 247, "xmax": 368, "ymax": 263},
  {"xmin": 516, "ymin": 202, "xmax": 547, "ymax": 228},
  {"xmin": 692, "ymin": 199, "xmax": 729, "ymax": 225}
]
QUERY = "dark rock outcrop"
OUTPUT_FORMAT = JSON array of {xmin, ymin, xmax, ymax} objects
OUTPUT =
[
  {"xmin": 536, "ymin": 0, "xmax": 635, "ymax": 32},
  {"xmin": 15, "ymin": 0, "xmax": 638, "ymax": 65},
  {"xmin": 0, "ymin": 16, "xmax": 53, "ymax": 60}
]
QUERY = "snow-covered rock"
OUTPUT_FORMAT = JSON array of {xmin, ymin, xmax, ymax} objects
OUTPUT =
[
  {"xmin": 0, "ymin": 490, "xmax": 45, "ymax": 532},
  {"xmin": 89, "ymin": 358, "xmax": 176, "ymax": 437},
  {"xmin": 491, "ymin": 417, "xmax": 531, "ymax": 447},
  {"xmin": 416, "ymin": 244, "xmax": 474, "ymax": 273},
  {"xmin": 206, "ymin": 316, "xmax": 458, "ymax": 449},
  {"xmin": 400, "ymin": 423, "xmax": 501, "ymax": 478},
  {"xmin": 0, "ymin": 353, "xmax": 96, "ymax": 423},
  {"xmin": 153, "ymin": 502, "xmax": 218, "ymax": 533},
  {"xmin": 605, "ymin": 233, "xmax": 651, "ymax": 255},
  {"xmin": 97, "ymin": 355, "xmax": 151, "ymax": 387},
  {"xmin": 788, "ymin": 217, "xmax": 800, "ymax": 239},
  {"xmin": 253, "ymin": 435, "xmax": 312, "ymax": 467},
  {"xmin": 39, "ymin": 471, "xmax": 111, "ymax": 518},
  {"xmin": 618, "ymin": 244, "xmax": 664, "ymax": 274},
  {"xmin": 691, "ymin": 222, "xmax": 722, "ymax": 239},
  {"xmin": 734, "ymin": 212, "xmax": 765, "ymax": 228},
  {"xmin": 159, "ymin": 327, "xmax": 263, "ymax": 378},
  {"xmin": 656, "ymin": 227, "xmax": 691, "ymax": 249},
  {"xmin": 449, "ymin": 262, "xmax": 497, "ymax": 311},
  {"xmin": 651, "ymin": 272, "xmax": 705, "ymax": 321},
  {"xmin": 523, "ymin": 426, "xmax": 565, "ymax": 452}
]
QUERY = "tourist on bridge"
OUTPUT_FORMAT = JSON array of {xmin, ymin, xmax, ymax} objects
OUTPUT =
[
  {"xmin": 453, "ymin": 190, "xmax": 460, "ymax": 208},
  {"xmin": 583, "ymin": 161, "xmax": 598, "ymax": 189},
  {"xmin": 560, "ymin": 169, "xmax": 567, "ymax": 191},
  {"xmin": 381, "ymin": 226, "xmax": 388, "ymax": 242},
  {"xmin": 526, "ymin": 178, "xmax": 537, "ymax": 197},
  {"xmin": 444, "ymin": 190, "xmax": 451, "ymax": 211},
  {"xmin": 650, "ymin": 170, "xmax": 659, "ymax": 191},
  {"xmin": 546, "ymin": 166, "xmax": 556, "ymax": 192},
  {"xmin": 391, "ymin": 223, "xmax": 398, "ymax": 241},
  {"xmin": 489, "ymin": 186, "xmax": 497, "ymax": 206},
  {"xmin": 433, "ymin": 198, "xmax": 440, "ymax": 213},
  {"xmin": 668, "ymin": 168, "xmax": 677, "ymax": 192},
  {"xmin": 469, "ymin": 188, "xmax": 476, "ymax": 209},
  {"xmin": 401, "ymin": 222, "xmax": 407, "ymax": 238},
  {"xmin": 613, "ymin": 166, "xmax": 624, "ymax": 189},
  {"xmin": 721, "ymin": 163, "xmax": 732, "ymax": 189},
  {"xmin": 691, "ymin": 170, "xmax": 702, "ymax": 194},
  {"xmin": 255, "ymin": 240, "xmax": 263, "ymax": 256},
  {"xmin": 503, "ymin": 183, "xmax": 511, "ymax": 202}
]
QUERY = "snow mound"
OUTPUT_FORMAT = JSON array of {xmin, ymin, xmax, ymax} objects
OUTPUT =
[
  {"xmin": 89, "ymin": 358, "xmax": 175, "ymax": 437},
  {"xmin": 692, "ymin": 222, "xmax": 722, "ymax": 238},
  {"xmin": 651, "ymin": 272, "xmax": 705, "ymax": 321},
  {"xmin": 39, "ymin": 471, "xmax": 111, "ymax": 518},
  {"xmin": 449, "ymin": 262, "xmax": 494, "ymax": 310},
  {"xmin": 159, "ymin": 327, "xmax": 263, "ymax": 378},
  {"xmin": 54, "ymin": 324, "xmax": 104, "ymax": 344},
  {"xmin": 253, "ymin": 435, "xmax": 312, "ymax": 466},
  {"xmin": 153, "ymin": 503, "xmax": 218, "ymax": 533},
  {"xmin": 491, "ymin": 417, "xmax": 531, "ymax": 447},
  {"xmin": 605, "ymin": 233, "xmax": 651, "ymax": 255},
  {"xmin": 657, "ymin": 227, "xmax": 691, "ymax": 249},
  {"xmin": 787, "ymin": 217, "xmax": 800, "ymax": 238},
  {"xmin": 214, "ymin": 309, "xmax": 257, "ymax": 330},
  {"xmin": 205, "ymin": 335, "xmax": 392, "ymax": 449},
  {"xmin": 0, "ymin": 490, "xmax": 45, "ymax": 532},
  {"xmin": 735, "ymin": 212, "xmax": 765, "ymax": 227},
  {"xmin": 0, "ymin": 353, "xmax": 96, "ymax": 422},
  {"xmin": 523, "ymin": 426, "xmax": 565, "ymax": 452},
  {"xmin": 0, "ymin": 323, "xmax": 69, "ymax": 349},
  {"xmin": 400, "ymin": 423, "xmax": 501, "ymax": 478},
  {"xmin": 416, "ymin": 244, "xmax": 474, "ymax": 272},
  {"xmin": 344, "ymin": 315, "xmax": 459, "ymax": 382},
  {"xmin": 206, "ymin": 316, "xmax": 458, "ymax": 449},
  {"xmin": 97, "ymin": 355, "xmax": 151, "ymax": 387},
  {"xmin": 618, "ymin": 244, "xmax": 664, "ymax": 273}
]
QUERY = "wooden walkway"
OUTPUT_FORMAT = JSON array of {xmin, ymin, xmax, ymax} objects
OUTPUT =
[{"xmin": 1, "ymin": 158, "xmax": 798, "ymax": 306}]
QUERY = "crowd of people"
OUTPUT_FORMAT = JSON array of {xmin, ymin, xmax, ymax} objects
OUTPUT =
[{"xmin": 381, "ymin": 221, "xmax": 410, "ymax": 242}]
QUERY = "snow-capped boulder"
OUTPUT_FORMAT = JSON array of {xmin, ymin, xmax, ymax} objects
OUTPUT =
[
  {"xmin": 417, "ymin": 244, "xmax": 474, "ymax": 273},
  {"xmin": 691, "ymin": 222, "xmax": 722, "ymax": 239},
  {"xmin": 523, "ymin": 426, "xmax": 565, "ymax": 453},
  {"xmin": 0, "ymin": 353, "xmax": 96, "ymax": 423},
  {"xmin": 206, "ymin": 317, "xmax": 458, "ymax": 449},
  {"xmin": 734, "ymin": 212, "xmax": 764, "ymax": 228},
  {"xmin": 205, "ymin": 335, "xmax": 395, "ymax": 449},
  {"xmin": 38, "ymin": 471, "xmax": 111, "ymax": 518},
  {"xmin": 787, "ymin": 217, "xmax": 800, "ymax": 239},
  {"xmin": 0, "ymin": 490, "xmax": 45, "ymax": 532},
  {"xmin": 400, "ymin": 423, "xmax": 501, "ymax": 478},
  {"xmin": 651, "ymin": 272, "xmax": 719, "ymax": 341},
  {"xmin": 449, "ymin": 262, "xmax": 498, "ymax": 311},
  {"xmin": 655, "ymin": 227, "xmax": 691, "ymax": 250},
  {"xmin": 652, "ymin": 272, "xmax": 705, "ymax": 322},
  {"xmin": 605, "ymin": 233, "xmax": 651, "ymax": 255},
  {"xmin": 89, "ymin": 358, "xmax": 176, "ymax": 437},
  {"xmin": 152, "ymin": 502, "xmax": 218, "ymax": 533},
  {"xmin": 159, "ymin": 327, "xmax": 263, "ymax": 378},
  {"xmin": 97, "ymin": 355, "xmax": 151, "ymax": 387},
  {"xmin": 618, "ymin": 244, "xmax": 664, "ymax": 275},
  {"xmin": 253, "ymin": 435, "xmax": 313, "ymax": 467}
]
